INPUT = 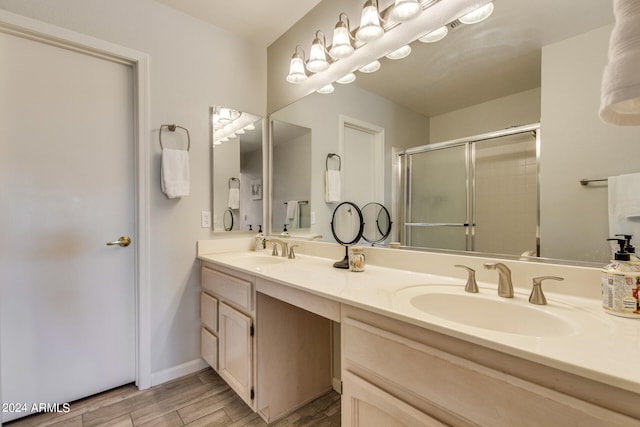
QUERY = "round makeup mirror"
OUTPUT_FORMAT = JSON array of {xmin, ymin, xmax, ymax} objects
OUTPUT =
[
  {"xmin": 330, "ymin": 201, "xmax": 364, "ymax": 268},
  {"xmin": 223, "ymin": 209, "xmax": 234, "ymax": 231},
  {"xmin": 361, "ymin": 202, "xmax": 392, "ymax": 245}
]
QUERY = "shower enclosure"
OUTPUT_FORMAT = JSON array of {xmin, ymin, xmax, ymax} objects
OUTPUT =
[{"xmin": 398, "ymin": 123, "xmax": 539, "ymax": 257}]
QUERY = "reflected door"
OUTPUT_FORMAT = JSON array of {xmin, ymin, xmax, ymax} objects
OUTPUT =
[{"xmin": 404, "ymin": 144, "xmax": 470, "ymax": 250}]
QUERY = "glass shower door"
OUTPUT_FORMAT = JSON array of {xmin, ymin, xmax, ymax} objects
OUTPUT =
[{"xmin": 404, "ymin": 144, "xmax": 470, "ymax": 250}]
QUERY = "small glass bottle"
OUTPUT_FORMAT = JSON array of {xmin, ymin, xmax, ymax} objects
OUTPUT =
[{"xmin": 349, "ymin": 246, "xmax": 365, "ymax": 272}]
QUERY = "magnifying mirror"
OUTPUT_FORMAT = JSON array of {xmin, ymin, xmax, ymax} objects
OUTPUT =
[
  {"xmin": 361, "ymin": 202, "xmax": 392, "ymax": 245},
  {"xmin": 223, "ymin": 209, "xmax": 234, "ymax": 231},
  {"xmin": 330, "ymin": 201, "xmax": 364, "ymax": 268}
]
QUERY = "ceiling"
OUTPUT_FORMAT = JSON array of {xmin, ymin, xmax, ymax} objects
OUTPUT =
[
  {"xmin": 158, "ymin": 0, "xmax": 615, "ymax": 118},
  {"xmin": 155, "ymin": 0, "xmax": 322, "ymax": 48}
]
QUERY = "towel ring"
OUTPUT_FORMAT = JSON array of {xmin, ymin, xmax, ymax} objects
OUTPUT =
[
  {"xmin": 326, "ymin": 153, "xmax": 341, "ymax": 171},
  {"xmin": 229, "ymin": 177, "xmax": 240, "ymax": 189},
  {"xmin": 159, "ymin": 124, "xmax": 190, "ymax": 151}
]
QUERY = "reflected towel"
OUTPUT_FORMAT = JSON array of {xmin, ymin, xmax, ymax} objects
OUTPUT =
[
  {"xmin": 600, "ymin": 0, "xmax": 640, "ymax": 125},
  {"xmin": 608, "ymin": 174, "xmax": 640, "ymax": 251},
  {"xmin": 161, "ymin": 148, "xmax": 189, "ymax": 199},
  {"xmin": 286, "ymin": 200, "xmax": 299, "ymax": 228},
  {"xmin": 325, "ymin": 170, "xmax": 341, "ymax": 203},
  {"xmin": 228, "ymin": 187, "xmax": 240, "ymax": 209}
]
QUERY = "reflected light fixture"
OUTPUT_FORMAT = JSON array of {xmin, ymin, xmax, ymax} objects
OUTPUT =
[
  {"xmin": 459, "ymin": 2, "xmax": 494, "ymax": 24},
  {"xmin": 359, "ymin": 60, "xmax": 381, "ymax": 73},
  {"xmin": 386, "ymin": 45, "xmax": 411, "ymax": 60},
  {"xmin": 330, "ymin": 13, "xmax": 355, "ymax": 59},
  {"xmin": 336, "ymin": 73, "xmax": 357, "ymax": 84},
  {"xmin": 244, "ymin": 123, "xmax": 256, "ymax": 131},
  {"xmin": 286, "ymin": 45, "xmax": 308, "ymax": 83},
  {"xmin": 307, "ymin": 31, "xmax": 330, "ymax": 73},
  {"xmin": 317, "ymin": 83, "xmax": 335, "ymax": 94},
  {"xmin": 356, "ymin": 0, "xmax": 384, "ymax": 42},
  {"xmin": 389, "ymin": 0, "xmax": 421, "ymax": 22},
  {"xmin": 419, "ymin": 25, "xmax": 448, "ymax": 43}
]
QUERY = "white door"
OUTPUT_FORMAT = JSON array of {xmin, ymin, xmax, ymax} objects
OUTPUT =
[{"xmin": 0, "ymin": 31, "xmax": 135, "ymax": 422}]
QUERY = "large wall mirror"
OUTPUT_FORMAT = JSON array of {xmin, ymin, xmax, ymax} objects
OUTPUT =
[
  {"xmin": 268, "ymin": 0, "xmax": 640, "ymax": 264},
  {"xmin": 211, "ymin": 106, "xmax": 264, "ymax": 232}
]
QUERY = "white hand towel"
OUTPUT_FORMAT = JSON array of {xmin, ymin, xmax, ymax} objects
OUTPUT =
[
  {"xmin": 608, "ymin": 174, "xmax": 640, "ymax": 250},
  {"xmin": 161, "ymin": 148, "xmax": 189, "ymax": 199},
  {"xmin": 228, "ymin": 187, "xmax": 240, "ymax": 209},
  {"xmin": 325, "ymin": 170, "xmax": 341, "ymax": 203},
  {"xmin": 600, "ymin": 0, "xmax": 640, "ymax": 125},
  {"xmin": 286, "ymin": 200, "xmax": 299, "ymax": 228}
]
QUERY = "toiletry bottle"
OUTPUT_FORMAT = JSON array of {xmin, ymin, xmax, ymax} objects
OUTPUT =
[
  {"xmin": 255, "ymin": 225, "xmax": 265, "ymax": 252},
  {"xmin": 601, "ymin": 238, "xmax": 640, "ymax": 318}
]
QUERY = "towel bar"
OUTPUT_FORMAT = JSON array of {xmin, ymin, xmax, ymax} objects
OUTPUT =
[
  {"xmin": 580, "ymin": 178, "xmax": 608, "ymax": 186},
  {"xmin": 229, "ymin": 177, "xmax": 240, "ymax": 188},
  {"xmin": 159, "ymin": 124, "xmax": 190, "ymax": 151},
  {"xmin": 326, "ymin": 153, "xmax": 341, "ymax": 171}
]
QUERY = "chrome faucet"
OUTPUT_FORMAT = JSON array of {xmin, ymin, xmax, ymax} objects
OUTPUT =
[
  {"xmin": 529, "ymin": 276, "xmax": 564, "ymax": 305},
  {"xmin": 267, "ymin": 238, "xmax": 288, "ymax": 257},
  {"xmin": 483, "ymin": 262, "xmax": 514, "ymax": 298}
]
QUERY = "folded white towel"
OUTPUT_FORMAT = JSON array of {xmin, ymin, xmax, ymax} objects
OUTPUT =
[
  {"xmin": 286, "ymin": 200, "xmax": 299, "ymax": 228},
  {"xmin": 608, "ymin": 174, "xmax": 640, "ymax": 251},
  {"xmin": 600, "ymin": 0, "xmax": 640, "ymax": 125},
  {"xmin": 228, "ymin": 187, "xmax": 240, "ymax": 209},
  {"xmin": 325, "ymin": 170, "xmax": 341, "ymax": 203},
  {"xmin": 161, "ymin": 148, "xmax": 189, "ymax": 199}
]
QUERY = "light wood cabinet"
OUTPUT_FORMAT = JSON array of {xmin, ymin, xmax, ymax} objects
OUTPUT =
[
  {"xmin": 341, "ymin": 305, "xmax": 640, "ymax": 426},
  {"xmin": 219, "ymin": 301, "xmax": 254, "ymax": 406}
]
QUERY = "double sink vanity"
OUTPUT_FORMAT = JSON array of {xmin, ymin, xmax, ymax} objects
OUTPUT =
[{"xmin": 197, "ymin": 237, "xmax": 640, "ymax": 426}]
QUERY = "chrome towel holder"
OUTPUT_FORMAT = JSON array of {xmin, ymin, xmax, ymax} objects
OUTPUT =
[
  {"xmin": 326, "ymin": 153, "xmax": 341, "ymax": 171},
  {"xmin": 159, "ymin": 124, "xmax": 190, "ymax": 151}
]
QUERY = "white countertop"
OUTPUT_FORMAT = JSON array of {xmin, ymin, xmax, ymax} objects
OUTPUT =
[{"xmin": 198, "ymin": 249, "xmax": 640, "ymax": 395}]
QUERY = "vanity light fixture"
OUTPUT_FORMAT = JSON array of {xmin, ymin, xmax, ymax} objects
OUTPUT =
[
  {"xmin": 330, "ymin": 13, "xmax": 355, "ymax": 59},
  {"xmin": 307, "ymin": 31, "xmax": 330, "ymax": 73},
  {"xmin": 359, "ymin": 60, "xmax": 381, "ymax": 73},
  {"xmin": 458, "ymin": 2, "xmax": 494, "ymax": 24},
  {"xmin": 336, "ymin": 73, "xmax": 357, "ymax": 84},
  {"xmin": 419, "ymin": 25, "xmax": 449, "ymax": 43},
  {"xmin": 317, "ymin": 83, "xmax": 335, "ymax": 94},
  {"xmin": 286, "ymin": 45, "xmax": 308, "ymax": 83},
  {"xmin": 388, "ymin": 0, "xmax": 421, "ymax": 22},
  {"xmin": 244, "ymin": 123, "xmax": 256, "ymax": 131},
  {"xmin": 236, "ymin": 128, "xmax": 246, "ymax": 135},
  {"xmin": 221, "ymin": 137, "xmax": 229, "ymax": 142},
  {"xmin": 385, "ymin": 45, "xmax": 412, "ymax": 60},
  {"xmin": 356, "ymin": 0, "xmax": 384, "ymax": 43}
]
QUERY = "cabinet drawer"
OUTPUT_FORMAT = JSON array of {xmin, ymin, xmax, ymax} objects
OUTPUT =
[
  {"xmin": 201, "ymin": 327, "xmax": 218, "ymax": 371},
  {"xmin": 201, "ymin": 266, "xmax": 253, "ymax": 312},
  {"xmin": 201, "ymin": 292, "xmax": 218, "ymax": 333}
]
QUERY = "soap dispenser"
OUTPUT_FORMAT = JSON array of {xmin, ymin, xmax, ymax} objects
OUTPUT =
[
  {"xmin": 601, "ymin": 238, "xmax": 640, "ymax": 318},
  {"xmin": 616, "ymin": 234, "xmax": 640, "ymax": 263},
  {"xmin": 255, "ymin": 225, "xmax": 265, "ymax": 252}
]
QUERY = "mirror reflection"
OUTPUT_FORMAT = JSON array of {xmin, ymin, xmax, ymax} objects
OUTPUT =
[
  {"xmin": 269, "ymin": 0, "xmax": 640, "ymax": 264},
  {"xmin": 271, "ymin": 120, "xmax": 311, "ymax": 232},
  {"xmin": 212, "ymin": 106, "xmax": 263, "ymax": 232}
]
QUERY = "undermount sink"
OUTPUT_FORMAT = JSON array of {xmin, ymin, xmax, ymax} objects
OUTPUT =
[
  {"xmin": 395, "ymin": 285, "xmax": 610, "ymax": 338},
  {"xmin": 229, "ymin": 252, "xmax": 288, "ymax": 268}
]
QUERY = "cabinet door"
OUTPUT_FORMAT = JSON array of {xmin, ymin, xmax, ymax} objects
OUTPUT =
[
  {"xmin": 219, "ymin": 302, "xmax": 253, "ymax": 407},
  {"xmin": 342, "ymin": 371, "xmax": 445, "ymax": 427}
]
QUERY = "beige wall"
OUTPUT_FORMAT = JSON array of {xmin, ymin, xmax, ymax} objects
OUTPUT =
[
  {"xmin": 540, "ymin": 24, "xmax": 640, "ymax": 263},
  {"xmin": 429, "ymin": 88, "xmax": 541, "ymax": 143},
  {"xmin": 0, "ymin": 0, "xmax": 266, "ymax": 381}
]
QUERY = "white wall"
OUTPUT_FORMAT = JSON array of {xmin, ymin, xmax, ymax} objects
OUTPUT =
[
  {"xmin": 429, "ymin": 88, "xmax": 541, "ymax": 143},
  {"xmin": 271, "ymin": 83, "xmax": 430, "ymax": 241},
  {"xmin": 0, "ymin": 0, "xmax": 266, "ymax": 381},
  {"xmin": 540, "ymin": 24, "xmax": 640, "ymax": 263}
]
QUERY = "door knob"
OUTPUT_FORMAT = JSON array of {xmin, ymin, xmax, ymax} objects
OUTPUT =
[{"xmin": 106, "ymin": 236, "xmax": 131, "ymax": 247}]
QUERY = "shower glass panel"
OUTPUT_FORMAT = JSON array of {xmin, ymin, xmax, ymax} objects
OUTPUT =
[{"xmin": 405, "ymin": 144, "xmax": 469, "ymax": 250}]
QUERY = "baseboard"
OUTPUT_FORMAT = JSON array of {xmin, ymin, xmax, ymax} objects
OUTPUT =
[{"xmin": 150, "ymin": 358, "xmax": 208, "ymax": 387}]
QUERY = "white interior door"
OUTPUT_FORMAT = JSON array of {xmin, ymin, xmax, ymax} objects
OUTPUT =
[{"xmin": 0, "ymin": 31, "xmax": 135, "ymax": 422}]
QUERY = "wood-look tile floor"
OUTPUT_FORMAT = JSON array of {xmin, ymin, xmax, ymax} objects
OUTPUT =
[{"xmin": 5, "ymin": 368, "xmax": 340, "ymax": 427}]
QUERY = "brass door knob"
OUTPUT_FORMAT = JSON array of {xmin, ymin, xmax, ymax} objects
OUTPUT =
[{"xmin": 106, "ymin": 236, "xmax": 131, "ymax": 247}]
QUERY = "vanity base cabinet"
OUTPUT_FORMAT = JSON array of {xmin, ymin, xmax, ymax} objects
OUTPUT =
[{"xmin": 341, "ymin": 306, "xmax": 640, "ymax": 427}]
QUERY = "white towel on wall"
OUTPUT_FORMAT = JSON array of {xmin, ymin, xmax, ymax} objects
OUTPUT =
[
  {"xmin": 161, "ymin": 148, "xmax": 190, "ymax": 199},
  {"xmin": 228, "ymin": 187, "xmax": 240, "ymax": 209},
  {"xmin": 286, "ymin": 200, "xmax": 299, "ymax": 228},
  {"xmin": 608, "ymin": 173, "xmax": 640, "ymax": 250},
  {"xmin": 325, "ymin": 170, "xmax": 341, "ymax": 203}
]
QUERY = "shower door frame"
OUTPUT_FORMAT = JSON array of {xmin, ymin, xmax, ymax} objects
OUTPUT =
[{"xmin": 398, "ymin": 123, "xmax": 540, "ymax": 255}]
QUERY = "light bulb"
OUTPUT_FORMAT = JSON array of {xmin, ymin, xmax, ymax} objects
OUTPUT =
[
  {"xmin": 386, "ymin": 45, "xmax": 411, "ymax": 60},
  {"xmin": 459, "ymin": 2, "xmax": 494, "ymax": 24},
  {"xmin": 419, "ymin": 26, "xmax": 449, "ymax": 43},
  {"xmin": 317, "ymin": 84, "xmax": 335, "ymax": 94},
  {"xmin": 389, "ymin": 0, "xmax": 421, "ymax": 22},
  {"xmin": 336, "ymin": 73, "xmax": 356, "ymax": 84},
  {"xmin": 359, "ymin": 60, "xmax": 381, "ymax": 73}
]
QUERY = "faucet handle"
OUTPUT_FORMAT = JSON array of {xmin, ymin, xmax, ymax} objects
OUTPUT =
[
  {"xmin": 288, "ymin": 244, "xmax": 299, "ymax": 259},
  {"xmin": 271, "ymin": 242, "xmax": 279, "ymax": 256},
  {"xmin": 529, "ymin": 276, "xmax": 564, "ymax": 305},
  {"xmin": 454, "ymin": 265, "xmax": 479, "ymax": 293}
]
